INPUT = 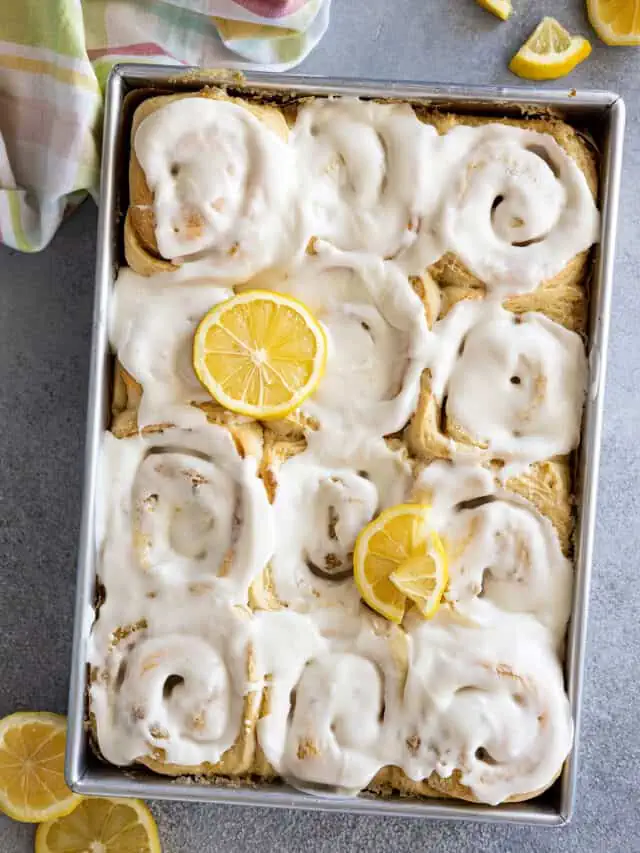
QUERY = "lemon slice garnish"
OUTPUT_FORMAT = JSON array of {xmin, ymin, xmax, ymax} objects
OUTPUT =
[
  {"xmin": 0, "ymin": 712, "xmax": 81, "ymax": 823},
  {"xmin": 588, "ymin": 0, "xmax": 640, "ymax": 45},
  {"xmin": 193, "ymin": 290, "xmax": 327, "ymax": 420},
  {"xmin": 353, "ymin": 504, "xmax": 448, "ymax": 624},
  {"xmin": 476, "ymin": 0, "xmax": 512, "ymax": 21},
  {"xmin": 36, "ymin": 797, "xmax": 161, "ymax": 853},
  {"xmin": 390, "ymin": 540, "xmax": 448, "ymax": 619},
  {"xmin": 509, "ymin": 17, "xmax": 592, "ymax": 80}
]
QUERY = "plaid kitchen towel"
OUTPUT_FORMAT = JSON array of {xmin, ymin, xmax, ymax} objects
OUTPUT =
[{"xmin": 0, "ymin": 0, "xmax": 330, "ymax": 251}]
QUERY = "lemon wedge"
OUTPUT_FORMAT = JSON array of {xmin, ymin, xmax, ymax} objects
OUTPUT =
[
  {"xmin": 509, "ymin": 17, "xmax": 592, "ymax": 80},
  {"xmin": 588, "ymin": 0, "xmax": 640, "ymax": 45},
  {"xmin": 390, "ymin": 543, "xmax": 449, "ymax": 619},
  {"xmin": 0, "ymin": 712, "xmax": 81, "ymax": 823},
  {"xmin": 35, "ymin": 797, "xmax": 161, "ymax": 853},
  {"xmin": 476, "ymin": 0, "xmax": 512, "ymax": 21},
  {"xmin": 353, "ymin": 504, "xmax": 448, "ymax": 624},
  {"xmin": 193, "ymin": 290, "xmax": 327, "ymax": 420}
]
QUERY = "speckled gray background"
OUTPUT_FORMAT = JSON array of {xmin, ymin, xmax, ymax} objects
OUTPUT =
[{"xmin": 1, "ymin": 0, "xmax": 639, "ymax": 850}]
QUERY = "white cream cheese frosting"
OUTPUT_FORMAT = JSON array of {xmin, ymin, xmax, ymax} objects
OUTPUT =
[
  {"xmin": 399, "ymin": 615, "xmax": 573, "ymax": 805},
  {"xmin": 251, "ymin": 610, "xmax": 572, "ymax": 804},
  {"xmin": 99, "ymin": 427, "xmax": 274, "ymax": 598},
  {"xmin": 413, "ymin": 461, "xmax": 573, "ymax": 642},
  {"xmin": 110, "ymin": 268, "xmax": 232, "ymax": 429},
  {"xmin": 134, "ymin": 97, "xmax": 299, "ymax": 281},
  {"xmin": 266, "ymin": 245, "xmax": 431, "ymax": 441},
  {"xmin": 90, "ymin": 625, "xmax": 252, "ymax": 768},
  {"xmin": 90, "ymin": 95, "xmax": 598, "ymax": 805},
  {"xmin": 426, "ymin": 299, "xmax": 588, "ymax": 469},
  {"xmin": 261, "ymin": 434, "xmax": 413, "ymax": 612},
  {"xmin": 291, "ymin": 98, "xmax": 444, "ymax": 272},
  {"xmin": 437, "ymin": 124, "xmax": 599, "ymax": 294},
  {"xmin": 134, "ymin": 96, "xmax": 599, "ymax": 293}
]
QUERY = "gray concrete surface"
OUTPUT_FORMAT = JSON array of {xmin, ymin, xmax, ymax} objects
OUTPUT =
[{"xmin": 1, "ymin": 0, "xmax": 639, "ymax": 850}]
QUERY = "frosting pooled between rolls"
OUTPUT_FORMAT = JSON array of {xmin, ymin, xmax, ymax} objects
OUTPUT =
[{"xmin": 90, "ymin": 92, "xmax": 600, "ymax": 806}]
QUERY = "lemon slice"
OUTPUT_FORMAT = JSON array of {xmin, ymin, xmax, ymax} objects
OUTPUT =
[
  {"xmin": 0, "ymin": 712, "xmax": 81, "ymax": 823},
  {"xmin": 476, "ymin": 0, "xmax": 512, "ymax": 21},
  {"xmin": 390, "ymin": 540, "xmax": 448, "ymax": 619},
  {"xmin": 509, "ymin": 17, "xmax": 592, "ymax": 80},
  {"xmin": 35, "ymin": 797, "xmax": 161, "ymax": 853},
  {"xmin": 193, "ymin": 290, "xmax": 327, "ymax": 420},
  {"xmin": 588, "ymin": 0, "xmax": 640, "ymax": 45},
  {"xmin": 353, "ymin": 504, "xmax": 448, "ymax": 624}
]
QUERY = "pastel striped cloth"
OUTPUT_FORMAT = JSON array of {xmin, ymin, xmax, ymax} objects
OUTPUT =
[{"xmin": 0, "ymin": 0, "xmax": 330, "ymax": 251}]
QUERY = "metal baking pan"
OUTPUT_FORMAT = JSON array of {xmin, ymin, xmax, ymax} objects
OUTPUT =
[{"xmin": 66, "ymin": 63, "xmax": 625, "ymax": 826}]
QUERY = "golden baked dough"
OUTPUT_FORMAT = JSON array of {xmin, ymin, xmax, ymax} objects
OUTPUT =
[
  {"xmin": 435, "ymin": 251, "xmax": 589, "ymax": 333},
  {"xmin": 506, "ymin": 458, "xmax": 574, "ymax": 555},
  {"xmin": 367, "ymin": 764, "xmax": 560, "ymax": 804},
  {"xmin": 111, "ymin": 361, "xmax": 264, "ymax": 461}
]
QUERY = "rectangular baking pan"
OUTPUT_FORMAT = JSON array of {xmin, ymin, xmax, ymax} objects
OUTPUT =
[{"xmin": 65, "ymin": 63, "xmax": 625, "ymax": 826}]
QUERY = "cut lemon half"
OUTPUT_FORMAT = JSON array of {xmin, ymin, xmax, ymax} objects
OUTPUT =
[
  {"xmin": 588, "ymin": 0, "xmax": 640, "ymax": 45},
  {"xmin": 509, "ymin": 17, "xmax": 592, "ymax": 80},
  {"xmin": 353, "ymin": 504, "xmax": 448, "ymax": 624},
  {"xmin": 476, "ymin": 0, "xmax": 512, "ymax": 21},
  {"xmin": 193, "ymin": 290, "xmax": 327, "ymax": 420},
  {"xmin": 0, "ymin": 712, "xmax": 81, "ymax": 823},
  {"xmin": 35, "ymin": 797, "xmax": 161, "ymax": 853}
]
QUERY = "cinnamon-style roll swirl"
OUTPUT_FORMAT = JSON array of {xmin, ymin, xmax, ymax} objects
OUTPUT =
[
  {"xmin": 102, "ymin": 425, "xmax": 273, "ymax": 598},
  {"xmin": 293, "ymin": 98, "xmax": 442, "ymax": 272},
  {"xmin": 412, "ymin": 461, "xmax": 572, "ymax": 641},
  {"xmin": 89, "ymin": 624, "xmax": 259, "ymax": 775},
  {"xmin": 407, "ymin": 300, "xmax": 587, "ymax": 470},
  {"xmin": 127, "ymin": 92, "xmax": 297, "ymax": 281},
  {"xmin": 435, "ymin": 123, "xmax": 599, "ymax": 296},
  {"xmin": 251, "ymin": 435, "xmax": 413, "ymax": 612},
  {"xmin": 399, "ymin": 617, "xmax": 573, "ymax": 805},
  {"xmin": 254, "ymin": 611, "xmax": 408, "ymax": 792},
  {"xmin": 259, "ymin": 246, "xmax": 435, "ymax": 442}
]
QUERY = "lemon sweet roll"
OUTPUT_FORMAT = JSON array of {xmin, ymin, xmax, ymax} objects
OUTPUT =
[{"xmin": 88, "ymin": 87, "xmax": 599, "ymax": 804}]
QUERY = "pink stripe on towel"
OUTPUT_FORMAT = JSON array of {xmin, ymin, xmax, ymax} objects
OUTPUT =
[{"xmin": 230, "ymin": 0, "xmax": 307, "ymax": 19}]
